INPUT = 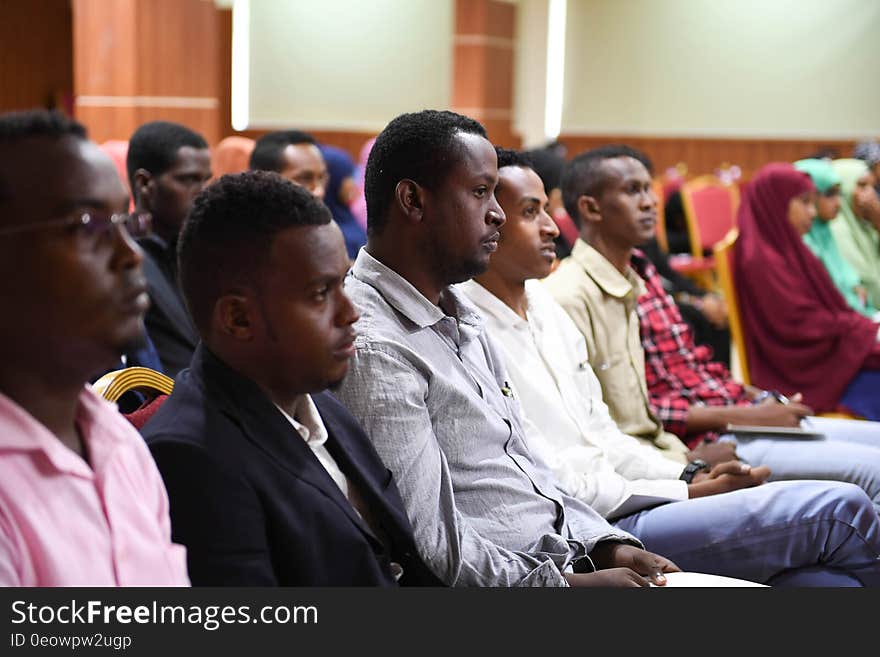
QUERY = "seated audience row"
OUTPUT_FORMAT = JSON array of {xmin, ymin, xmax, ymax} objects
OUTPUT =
[
  {"xmin": 732, "ymin": 162, "xmax": 880, "ymax": 421},
  {"xmin": 3, "ymin": 108, "xmax": 880, "ymax": 587}
]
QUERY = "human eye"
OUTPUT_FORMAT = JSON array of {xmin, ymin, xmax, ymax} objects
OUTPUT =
[{"xmin": 313, "ymin": 287, "xmax": 328, "ymax": 300}]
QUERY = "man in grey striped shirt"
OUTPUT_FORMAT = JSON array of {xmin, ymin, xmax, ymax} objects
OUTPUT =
[{"xmin": 334, "ymin": 110, "xmax": 678, "ymax": 587}]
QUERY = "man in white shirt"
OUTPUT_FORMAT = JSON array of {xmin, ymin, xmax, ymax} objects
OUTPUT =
[{"xmin": 460, "ymin": 148, "xmax": 880, "ymax": 586}]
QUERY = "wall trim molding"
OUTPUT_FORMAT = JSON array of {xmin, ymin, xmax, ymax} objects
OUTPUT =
[{"xmin": 75, "ymin": 96, "xmax": 219, "ymax": 109}]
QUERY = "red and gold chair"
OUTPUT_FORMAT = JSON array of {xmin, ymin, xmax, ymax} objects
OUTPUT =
[{"xmin": 92, "ymin": 366, "xmax": 174, "ymax": 430}]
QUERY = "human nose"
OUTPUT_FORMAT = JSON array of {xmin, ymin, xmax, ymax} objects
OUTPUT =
[
  {"xmin": 336, "ymin": 289, "xmax": 360, "ymax": 326},
  {"xmin": 111, "ymin": 223, "xmax": 144, "ymax": 271},
  {"xmin": 487, "ymin": 197, "xmax": 505, "ymax": 227},
  {"xmin": 311, "ymin": 181, "xmax": 327, "ymax": 200},
  {"xmin": 540, "ymin": 210, "xmax": 560, "ymax": 238}
]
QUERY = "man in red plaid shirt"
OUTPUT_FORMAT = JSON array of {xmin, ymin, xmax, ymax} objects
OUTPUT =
[
  {"xmin": 547, "ymin": 143, "xmax": 880, "ymax": 512},
  {"xmin": 633, "ymin": 250, "xmax": 880, "ymax": 512},
  {"xmin": 634, "ymin": 253, "xmax": 801, "ymax": 449}
]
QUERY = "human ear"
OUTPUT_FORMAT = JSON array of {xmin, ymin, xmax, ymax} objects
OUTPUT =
[
  {"xmin": 394, "ymin": 179, "xmax": 425, "ymax": 223},
  {"xmin": 133, "ymin": 169, "xmax": 154, "ymax": 205},
  {"xmin": 215, "ymin": 294, "xmax": 254, "ymax": 341},
  {"xmin": 578, "ymin": 194, "xmax": 603, "ymax": 224}
]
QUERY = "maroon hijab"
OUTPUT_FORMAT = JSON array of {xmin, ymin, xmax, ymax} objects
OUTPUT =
[{"xmin": 733, "ymin": 162, "xmax": 879, "ymax": 411}]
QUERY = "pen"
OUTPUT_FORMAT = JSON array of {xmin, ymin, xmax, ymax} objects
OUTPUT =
[
  {"xmin": 772, "ymin": 390, "xmax": 815, "ymax": 428},
  {"xmin": 770, "ymin": 390, "xmax": 790, "ymax": 405}
]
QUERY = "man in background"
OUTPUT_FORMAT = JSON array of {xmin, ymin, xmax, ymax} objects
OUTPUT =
[
  {"xmin": 127, "ymin": 121, "xmax": 212, "ymax": 376},
  {"xmin": 249, "ymin": 129, "xmax": 328, "ymax": 200}
]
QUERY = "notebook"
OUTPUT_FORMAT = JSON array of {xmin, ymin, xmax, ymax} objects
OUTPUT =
[{"xmin": 724, "ymin": 424, "xmax": 824, "ymax": 439}]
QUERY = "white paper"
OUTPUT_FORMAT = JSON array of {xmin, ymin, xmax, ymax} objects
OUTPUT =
[
  {"xmin": 651, "ymin": 571, "xmax": 768, "ymax": 587},
  {"xmin": 607, "ymin": 494, "xmax": 677, "ymax": 519}
]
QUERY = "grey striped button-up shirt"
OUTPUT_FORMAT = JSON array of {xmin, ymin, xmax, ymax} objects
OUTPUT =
[{"xmin": 334, "ymin": 249, "xmax": 640, "ymax": 586}]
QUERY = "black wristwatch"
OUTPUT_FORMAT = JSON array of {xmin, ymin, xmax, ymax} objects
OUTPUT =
[{"xmin": 679, "ymin": 459, "xmax": 710, "ymax": 483}]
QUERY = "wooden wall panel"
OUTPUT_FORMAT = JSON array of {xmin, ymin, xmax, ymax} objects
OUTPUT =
[
  {"xmin": 73, "ymin": 0, "xmax": 137, "ymax": 96},
  {"xmin": 75, "ymin": 105, "xmax": 220, "ymax": 147},
  {"xmin": 452, "ymin": 0, "xmax": 520, "ymax": 149},
  {"xmin": 0, "ymin": 0, "xmax": 73, "ymax": 113},
  {"xmin": 72, "ymin": 0, "xmax": 222, "ymax": 145},
  {"xmin": 134, "ymin": 0, "xmax": 219, "ymax": 98},
  {"xmin": 558, "ymin": 134, "xmax": 860, "ymax": 179}
]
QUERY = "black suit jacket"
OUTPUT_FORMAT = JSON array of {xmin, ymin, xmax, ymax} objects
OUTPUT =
[
  {"xmin": 139, "ymin": 236, "xmax": 198, "ymax": 377},
  {"xmin": 142, "ymin": 344, "xmax": 441, "ymax": 587}
]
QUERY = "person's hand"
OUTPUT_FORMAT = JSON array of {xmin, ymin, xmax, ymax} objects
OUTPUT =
[
  {"xmin": 742, "ymin": 385, "xmax": 765, "ymax": 401},
  {"xmin": 698, "ymin": 293, "xmax": 728, "ymax": 328},
  {"xmin": 589, "ymin": 542, "xmax": 680, "ymax": 586},
  {"xmin": 688, "ymin": 461, "xmax": 771, "ymax": 498},
  {"xmin": 688, "ymin": 440, "xmax": 739, "ymax": 467},
  {"xmin": 746, "ymin": 395, "xmax": 812, "ymax": 426},
  {"xmin": 856, "ymin": 285, "xmax": 869, "ymax": 307},
  {"xmin": 564, "ymin": 569, "xmax": 653, "ymax": 588}
]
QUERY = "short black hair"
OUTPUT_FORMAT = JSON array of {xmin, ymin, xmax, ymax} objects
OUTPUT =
[
  {"xmin": 562, "ymin": 144, "xmax": 653, "ymax": 225},
  {"xmin": 495, "ymin": 147, "xmax": 534, "ymax": 193},
  {"xmin": 522, "ymin": 147, "xmax": 565, "ymax": 195},
  {"xmin": 178, "ymin": 170, "xmax": 332, "ymax": 335},
  {"xmin": 249, "ymin": 130, "xmax": 318, "ymax": 172},
  {"xmin": 495, "ymin": 146, "xmax": 531, "ymax": 170},
  {"xmin": 126, "ymin": 121, "xmax": 208, "ymax": 194},
  {"xmin": 364, "ymin": 109, "xmax": 487, "ymax": 236},
  {"xmin": 0, "ymin": 109, "xmax": 87, "ymax": 203}
]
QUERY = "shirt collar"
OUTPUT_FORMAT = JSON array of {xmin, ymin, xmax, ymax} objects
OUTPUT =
[
  {"xmin": 275, "ymin": 394, "xmax": 329, "ymax": 447},
  {"xmin": 570, "ymin": 238, "xmax": 645, "ymax": 299},
  {"xmin": 351, "ymin": 249, "xmax": 484, "ymax": 330},
  {"xmin": 0, "ymin": 387, "xmax": 124, "ymax": 478},
  {"xmin": 456, "ymin": 280, "xmax": 530, "ymax": 332}
]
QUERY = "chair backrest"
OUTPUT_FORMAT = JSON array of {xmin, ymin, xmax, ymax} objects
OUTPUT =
[
  {"xmin": 92, "ymin": 366, "xmax": 174, "ymax": 403},
  {"xmin": 125, "ymin": 394, "xmax": 169, "ymax": 430},
  {"xmin": 681, "ymin": 175, "xmax": 740, "ymax": 259},
  {"xmin": 93, "ymin": 366, "xmax": 175, "ymax": 430},
  {"xmin": 212, "ymin": 136, "xmax": 255, "ymax": 180},
  {"xmin": 713, "ymin": 228, "xmax": 750, "ymax": 385},
  {"xmin": 652, "ymin": 178, "xmax": 668, "ymax": 253}
]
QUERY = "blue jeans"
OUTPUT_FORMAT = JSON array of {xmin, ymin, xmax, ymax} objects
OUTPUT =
[
  {"xmin": 613, "ymin": 480, "xmax": 880, "ymax": 586},
  {"xmin": 724, "ymin": 416, "xmax": 880, "ymax": 512}
]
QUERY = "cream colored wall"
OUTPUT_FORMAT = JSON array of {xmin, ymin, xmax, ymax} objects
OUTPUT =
[
  {"xmin": 514, "ymin": 0, "xmax": 551, "ymax": 148},
  {"xmin": 561, "ymin": 0, "xmax": 880, "ymax": 138},
  {"xmin": 245, "ymin": 0, "xmax": 453, "ymax": 130}
]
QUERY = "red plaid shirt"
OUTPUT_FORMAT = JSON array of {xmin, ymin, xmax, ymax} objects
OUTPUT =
[{"xmin": 630, "ymin": 252, "xmax": 750, "ymax": 447}]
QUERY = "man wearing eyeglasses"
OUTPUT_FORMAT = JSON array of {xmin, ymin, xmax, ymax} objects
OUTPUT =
[
  {"xmin": 0, "ymin": 109, "xmax": 189, "ymax": 585},
  {"xmin": 127, "ymin": 121, "xmax": 213, "ymax": 378}
]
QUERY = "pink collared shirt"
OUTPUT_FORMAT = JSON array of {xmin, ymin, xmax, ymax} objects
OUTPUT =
[{"xmin": 0, "ymin": 387, "xmax": 189, "ymax": 586}]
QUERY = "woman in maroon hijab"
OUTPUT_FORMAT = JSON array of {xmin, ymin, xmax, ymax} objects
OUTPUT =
[{"xmin": 733, "ymin": 162, "xmax": 880, "ymax": 418}]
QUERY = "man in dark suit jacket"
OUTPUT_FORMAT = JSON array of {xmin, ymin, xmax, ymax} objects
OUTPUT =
[
  {"xmin": 127, "ymin": 121, "xmax": 213, "ymax": 376},
  {"xmin": 142, "ymin": 171, "xmax": 439, "ymax": 586}
]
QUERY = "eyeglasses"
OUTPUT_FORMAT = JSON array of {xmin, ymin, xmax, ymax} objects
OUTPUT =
[{"xmin": 0, "ymin": 211, "xmax": 153, "ymax": 241}]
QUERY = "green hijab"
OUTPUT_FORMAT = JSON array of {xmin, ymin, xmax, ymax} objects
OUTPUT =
[
  {"xmin": 794, "ymin": 159, "xmax": 876, "ymax": 317},
  {"xmin": 828, "ymin": 158, "xmax": 880, "ymax": 309}
]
